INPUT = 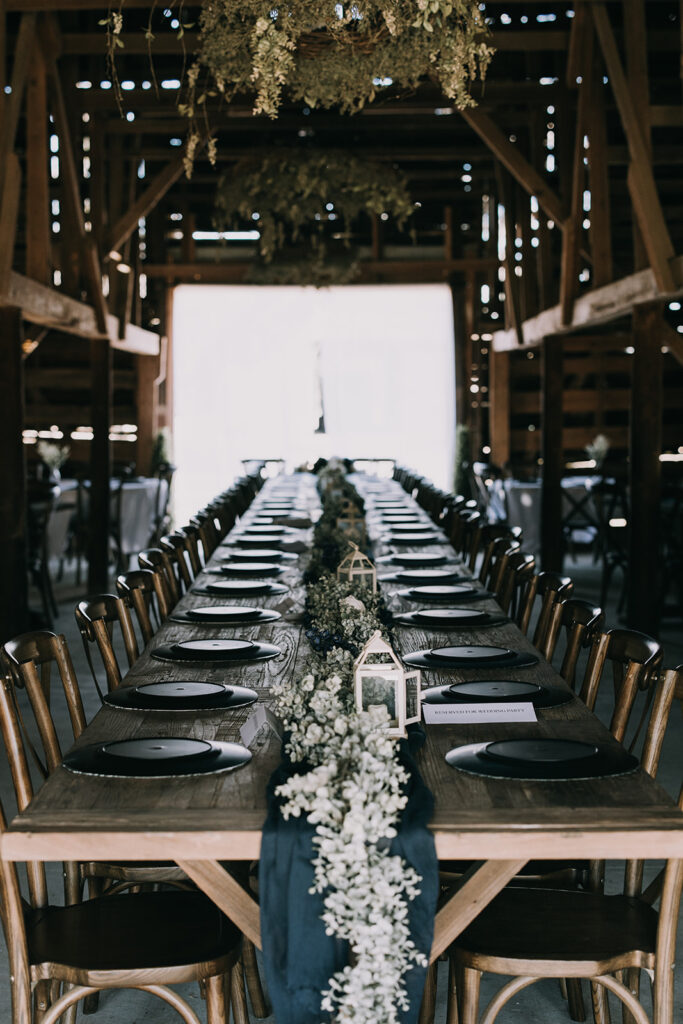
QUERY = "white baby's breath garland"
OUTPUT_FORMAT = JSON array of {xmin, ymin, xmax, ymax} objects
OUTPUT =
[{"xmin": 271, "ymin": 473, "xmax": 427, "ymax": 1023}]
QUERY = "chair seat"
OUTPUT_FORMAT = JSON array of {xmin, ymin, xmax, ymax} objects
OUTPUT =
[
  {"xmin": 28, "ymin": 889, "xmax": 241, "ymax": 973},
  {"xmin": 455, "ymin": 887, "xmax": 657, "ymax": 969}
]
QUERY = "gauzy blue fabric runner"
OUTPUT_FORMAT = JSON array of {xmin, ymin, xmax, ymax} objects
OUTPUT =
[{"xmin": 259, "ymin": 725, "xmax": 438, "ymax": 1024}]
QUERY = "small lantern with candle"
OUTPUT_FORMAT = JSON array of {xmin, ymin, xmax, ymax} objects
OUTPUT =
[
  {"xmin": 336, "ymin": 542, "xmax": 377, "ymax": 594},
  {"xmin": 353, "ymin": 630, "xmax": 421, "ymax": 738}
]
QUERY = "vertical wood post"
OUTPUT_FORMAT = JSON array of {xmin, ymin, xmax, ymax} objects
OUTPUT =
[
  {"xmin": 627, "ymin": 301, "xmax": 662, "ymax": 635},
  {"xmin": 87, "ymin": 336, "xmax": 112, "ymax": 591},
  {"xmin": 0, "ymin": 306, "xmax": 29, "ymax": 641},
  {"xmin": 541, "ymin": 335, "xmax": 564, "ymax": 570},
  {"xmin": 136, "ymin": 353, "xmax": 159, "ymax": 475},
  {"xmin": 449, "ymin": 277, "xmax": 468, "ymax": 434},
  {"xmin": 489, "ymin": 350, "xmax": 510, "ymax": 468},
  {"xmin": 26, "ymin": 46, "xmax": 51, "ymax": 285}
]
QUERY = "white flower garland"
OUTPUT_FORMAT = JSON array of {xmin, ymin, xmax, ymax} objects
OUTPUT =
[{"xmin": 271, "ymin": 481, "xmax": 427, "ymax": 1023}]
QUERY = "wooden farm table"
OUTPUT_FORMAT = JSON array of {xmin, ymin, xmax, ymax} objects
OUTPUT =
[{"xmin": 3, "ymin": 475, "xmax": 683, "ymax": 969}]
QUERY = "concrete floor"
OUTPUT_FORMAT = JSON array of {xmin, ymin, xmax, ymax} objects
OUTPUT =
[{"xmin": 0, "ymin": 552, "xmax": 681, "ymax": 1023}]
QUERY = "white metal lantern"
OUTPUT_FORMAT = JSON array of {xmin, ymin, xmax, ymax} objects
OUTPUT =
[
  {"xmin": 336, "ymin": 542, "xmax": 377, "ymax": 593},
  {"xmin": 353, "ymin": 630, "xmax": 421, "ymax": 738},
  {"xmin": 336, "ymin": 498, "xmax": 367, "ymax": 545}
]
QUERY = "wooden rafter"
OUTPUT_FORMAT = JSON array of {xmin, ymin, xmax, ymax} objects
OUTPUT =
[
  {"xmin": 592, "ymin": 3, "xmax": 675, "ymax": 292},
  {"xmin": 495, "ymin": 162, "xmax": 524, "ymax": 347}
]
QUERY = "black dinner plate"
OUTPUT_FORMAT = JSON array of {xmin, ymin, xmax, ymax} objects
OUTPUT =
[
  {"xmin": 152, "ymin": 638, "xmax": 281, "ymax": 664},
  {"xmin": 389, "ymin": 533, "xmax": 441, "ymax": 545},
  {"xmin": 169, "ymin": 606, "xmax": 281, "ymax": 625},
  {"xmin": 391, "ymin": 569, "xmax": 472, "ymax": 584},
  {"xmin": 64, "ymin": 736, "xmax": 253, "ymax": 778},
  {"xmin": 243, "ymin": 525, "xmax": 287, "ymax": 535},
  {"xmin": 391, "ymin": 553, "xmax": 449, "ymax": 567},
  {"xmin": 422, "ymin": 679, "xmax": 574, "ymax": 708},
  {"xmin": 445, "ymin": 738, "xmax": 638, "ymax": 780},
  {"xmin": 403, "ymin": 646, "xmax": 540, "ymax": 670},
  {"xmin": 231, "ymin": 535, "xmax": 286, "ymax": 547},
  {"xmin": 103, "ymin": 680, "xmax": 259, "ymax": 712},
  {"xmin": 213, "ymin": 562, "xmax": 285, "ymax": 578},
  {"xmin": 221, "ymin": 549, "xmax": 295, "ymax": 562},
  {"xmin": 397, "ymin": 585, "xmax": 493, "ymax": 603},
  {"xmin": 392, "ymin": 608, "xmax": 508, "ymax": 630},
  {"xmin": 192, "ymin": 580, "xmax": 288, "ymax": 597}
]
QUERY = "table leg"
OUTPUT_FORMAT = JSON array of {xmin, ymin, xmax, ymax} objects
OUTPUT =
[
  {"xmin": 430, "ymin": 859, "xmax": 528, "ymax": 963},
  {"xmin": 177, "ymin": 859, "xmax": 262, "ymax": 949}
]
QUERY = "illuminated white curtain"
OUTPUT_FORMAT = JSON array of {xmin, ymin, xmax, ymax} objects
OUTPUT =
[{"xmin": 172, "ymin": 284, "xmax": 455, "ymax": 525}]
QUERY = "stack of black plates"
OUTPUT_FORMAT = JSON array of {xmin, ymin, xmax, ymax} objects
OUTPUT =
[
  {"xmin": 104, "ymin": 679, "xmax": 259, "ymax": 711},
  {"xmin": 212, "ymin": 562, "xmax": 285, "ymax": 578},
  {"xmin": 222, "ymin": 549, "xmax": 295, "ymax": 563},
  {"xmin": 152, "ymin": 638, "xmax": 281, "ymax": 664},
  {"xmin": 389, "ymin": 569, "xmax": 472, "ymax": 585},
  {"xmin": 389, "ymin": 553, "xmax": 450, "ymax": 568},
  {"xmin": 64, "ymin": 735, "xmax": 253, "ymax": 778},
  {"xmin": 397, "ymin": 584, "xmax": 492, "ymax": 603},
  {"xmin": 388, "ymin": 532, "xmax": 441, "ymax": 546},
  {"xmin": 170, "ymin": 605, "xmax": 281, "ymax": 625},
  {"xmin": 243, "ymin": 525, "xmax": 288, "ymax": 535},
  {"xmin": 193, "ymin": 580, "xmax": 288, "ymax": 597},
  {"xmin": 422, "ymin": 678, "xmax": 573, "ymax": 708},
  {"xmin": 445, "ymin": 738, "xmax": 638, "ymax": 780},
  {"xmin": 393, "ymin": 608, "xmax": 508, "ymax": 629},
  {"xmin": 402, "ymin": 644, "xmax": 539, "ymax": 670}
]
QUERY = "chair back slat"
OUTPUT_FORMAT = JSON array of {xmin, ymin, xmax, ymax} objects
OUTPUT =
[
  {"xmin": 116, "ymin": 569, "xmax": 165, "ymax": 641},
  {"xmin": 75, "ymin": 596, "xmax": 140, "ymax": 694},
  {"xmin": 138, "ymin": 548, "xmax": 179, "ymax": 609}
]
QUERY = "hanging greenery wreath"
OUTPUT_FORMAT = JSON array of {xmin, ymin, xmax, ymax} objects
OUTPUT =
[
  {"xmin": 213, "ymin": 147, "xmax": 413, "ymax": 282},
  {"xmin": 104, "ymin": 2, "xmax": 493, "ymax": 149}
]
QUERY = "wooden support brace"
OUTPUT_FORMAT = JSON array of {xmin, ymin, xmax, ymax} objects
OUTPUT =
[
  {"xmin": 541, "ymin": 335, "xmax": 564, "ymax": 571},
  {"xmin": 87, "ymin": 335, "xmax": 112, "ymax": 592},
  {"xmin": 177, "ymin": 860, "xmax": 262, "ymax": 950},
  {"xmin": 107, "ymin": 152, "xmax": 190, "ymax": 255},
  {"xmin": 592, "ymin": 3, "xmax": 675, "ymax": 292},
  {"xmin": 495, "ymin": 163, "xmax": 524, "ymax": 346}
]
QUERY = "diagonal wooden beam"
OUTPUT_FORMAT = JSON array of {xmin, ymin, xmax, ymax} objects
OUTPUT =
[
  {"xmin": 495, "ymin": 162, "xmax": 524, "ymax": 346},
  {"xmin": 0, "ymin": 13, "xmax": 36, "ymax": 197},
  {"xmin": 460, "ymin": 106, "xmax": 565, "ymax": 226},
  {"xmin": 0, "ymin": 155, "xmax": 22, "ymax": 292},
  {"xmin": 39, "ymin": 19, "xmax": 109, "ymax": 333},
  {"xmin": 592, "ymin": 3, "xmax": 675, "ymax": 292},
  {"xmin": 107, "ymin": 152, "xmax": 190, "ymax": 255}
]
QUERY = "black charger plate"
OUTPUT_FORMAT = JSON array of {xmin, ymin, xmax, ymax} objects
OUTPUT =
[
  {"xmin": 445, "ymin": 738, "xmax": 638, "ymax": 781},
  {"xmin": 152, "ymin": 638, "xmax": 281, "ymax": 664},
  {"xmin": 422, "ymin": 679, "xmax": 574, "ymax": 708},
  {"xmin": 208, "ymin": 562, "xmax": 285, "ymax": 579},
  {"xmin": 384, "ymin": 569, "xmax": 473, "ymax": 585},
  {"xmin": 392, "ymin": 608, "xmax": 508, "ymax": 629},
  {"xmin": 397, "ymin": 585, "xmax": 493, "ymax": 603},
  {"xmin": 403, "ymin": 644, "xmax": 539, "ymax": 670},
  {"xmin": 192, "ymin": 580, "xmax": 288, "ymax": 597},
  {"xmin": 64, "ymin": 736, "xmax": 253, "ymax": 778},
  {"xmin": 169, "ymin": 606, "xmax": 281, "ymax": 625},
  {"xmin": 104, "ymin": 680, "xmax": 259, "ymax": 712},
  {"xmin": 388, "ymin": 533, "xmax": 442, "ymax": 546},
  {"xmin": 220, "ymin": 549, "xmax": 295, "ymax": 563}
]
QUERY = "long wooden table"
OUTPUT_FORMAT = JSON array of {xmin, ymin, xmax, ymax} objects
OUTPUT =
[{"xmin": 3, "ymin": 473, "xmax": 683, "ymax": 975}]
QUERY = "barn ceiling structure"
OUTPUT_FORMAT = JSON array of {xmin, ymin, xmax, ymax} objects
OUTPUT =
[{"xmin": 0, "ymin": 0, "xmax": 681, "ymax": 638}]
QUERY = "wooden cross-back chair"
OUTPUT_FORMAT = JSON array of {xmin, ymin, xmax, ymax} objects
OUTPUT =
[
  {"xmin": 74, "ymin": 595, "xmax": 140, "ymax": 696},
  {"xmin": 116, "ymin": 568, "xmax": 169, "ymax": 641},
  {"xmin": 496, "ymin": 551, "xmax": 536, "ymax": 618},
  {"xmin": 0, "ymin": 640, "xmax": 262, "ymax": 1021},
  {"xmin": 189, "ymin": 513, "xmax": 219, "ymax": 560},
  {"xmin": 455, "ymin": 509, "xmax": 481, "ymax": 561},
  {"xmin": 138, "ymin": 547, "xmax": 180, "ymax": 609},
  {"xmin": 447, "ymin": 501, "xmax": 478, "ymax": 552},
  {"xmin": 179, "ymin": 524, "xmax": 205, "ymax": 575},
  {"xmin": 469, "ymin": 523, "xmax": 523, "ymax": 578},
  {"xmin": 480, "ymin": 537, "xmax": 521, "ymax": 594},
  {"xmin": 448, "ymin": 667, "xmax": 682, "ymax": 1024},
  {"xmin": 0, "ymin": 675, "xmax": 243, "ymax": 1024},
  {"xmin": 545, "ymin": 598, "xmax": 605, "ymax": 691},
  {"xmin": 160, "ymin": 532, "xmax": 196, "ymax": 591},
  {"xmin": 516, "ymin": 571, "xmax": 574, "ymax": 654}
]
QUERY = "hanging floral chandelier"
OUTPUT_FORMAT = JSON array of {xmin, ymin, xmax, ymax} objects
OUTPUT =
[{"xmin": 107, "ymin": 2, "xmax": 493, "ymax": 122}]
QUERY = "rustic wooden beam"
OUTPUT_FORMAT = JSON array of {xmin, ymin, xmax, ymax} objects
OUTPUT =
[
  {"xmin": 627, "ymin": 300, "xmax": 662, "ymax": 635},
  {"xmin": 460, "ymin": 107, "xmax": 565, "ymax": 227},
  {"xmin": 541, "ymin": 335, "xmax": 564, "ymax": 571},
  {"xmin": 592, "ymin": 3, "xmax": 675, "ymax": 292},
  {"xmin": 495, "ymin": 163, "xmax": 524, "ymax": 347},
  {"xmin": 136, "ymin": 353, "xmax": 159, "ymax": 476},
  {"xmin": 143, "ymin": 257, "xmax": 500, "ymax": 284},
  {"xmin": 492, "ymin": 257, "xmax": 683, "ymax": 351},
  {"xmin": 623, "ymin": 0, "xmax": 651, "ymax": 271},
  {"xmin": 489, "ymin": 350, "xmax": 511, "ymax": 467},
  {"xmin": 40, "ymin": 24, "xmax": 110, "ymax": 333},
  {"xmin": 0, "ymin": 13, "xmax": 36, "ymax": 194},
  {"xmin": 0, "ymin": 306, "xmax": 29, "ymax": 641},
  {"xmin": 87, "ymin": 336, "xmax": 112, "ymax": 592},
  {"xmin": 449, "ymin": 278, "xmax": 469, "ymax": 435},
  {"xmin": 559, "ymin": 22, "xmax": 593, "ymax": 325},
  {"xmin": 107, "ymin": 152, "xmax": 189, "ymax": 255},
  {"xmin": 587, "ymin": 55, "xmax": 613, "ymax": 287},
  {"xmin": 0, "ymin": 154, "xmax": 21, "ymax": 293},
  {"xmin": 25, "ymin": 45, "xmax": 51, "ymax": 285}
]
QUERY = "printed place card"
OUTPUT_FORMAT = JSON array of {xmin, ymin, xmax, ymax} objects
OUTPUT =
[{"xmin": 422, "ymin": 702, "xmax": 537, "ymax": 725}]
